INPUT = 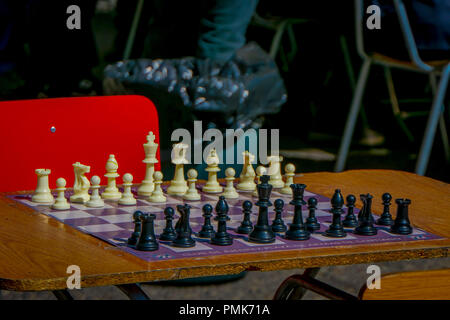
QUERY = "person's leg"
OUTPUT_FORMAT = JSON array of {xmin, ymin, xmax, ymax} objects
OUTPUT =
[{"xmin": 197, "ymin": 0, "xmax": 259, "ymax": 63}]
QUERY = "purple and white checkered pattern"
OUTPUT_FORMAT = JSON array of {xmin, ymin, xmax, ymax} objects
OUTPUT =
[{"xmin": 9, "ymin": 185, "xmax": 441, "ymax": 262}]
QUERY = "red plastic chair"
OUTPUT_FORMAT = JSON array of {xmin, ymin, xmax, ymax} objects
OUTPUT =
[{"xmin": 0, "ymin": 95, "xmax": 160, "ymax": 192}]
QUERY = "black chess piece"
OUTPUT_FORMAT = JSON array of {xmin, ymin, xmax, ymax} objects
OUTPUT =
[
  {"xmin": 285, "ymin": 183, "xmax": 310, "ymax": 241},
  {"xmin": 211, "ymin": 196, "xmax": 233, "ymax": 245},
  {"xmin": 343, "ymin": 194, "xmax": 358, "ymax": 228},
  {"xmin": 175, "ymin": 204, "xmax": 192, "ymax": 235},
  {"xmin": 172, "ymin": 204, "xmax": 196, "ymax": 247},
  {"xmin": 377, "ymin": 193, "xmax": 394, "ymax": 226},
  {"xmin": 355, "ymin": 194, "xmax": 377, "ymax": 236},
  {"xmin": 236, "ymin": 200, "xmax": 253, "ymax": 234},
  {"xmin": 199, "ymin": 204, "xmax": 215, "ymax": 238},
  {"xmin": 136, "ymin": 213, "xmax": 159, "ymax": 251},
  {"xmin": 305, "ymin": 197, "xmax": 320, "ymax": 232},
  {"xmin": 249, "ymin": 175, "xmax": 276, "ymax": 243},
  {"xmin": 325, "ymin": 189, "xmax": 347, "ymax": 238},
  {"xmin": 390, "ymin": 198, "xmax": 413, "ymax": 235},
  {"xmin": 128, "ymin": 210, "xmax": 143, "ymax": 245},
  {"xmin": 358, "ymin": 193, "xmax": 375, "ymax": 224},
  {"xmin": 271, "ymin": 199, "xmax": 287, "ymax": 233},
  {"xmin": 159, "ymin": 207, "xmax": 177, "ymax": 241},
  {"xmin": 214, "ymin": 196, "xmax": 230, "ymax": 221}
]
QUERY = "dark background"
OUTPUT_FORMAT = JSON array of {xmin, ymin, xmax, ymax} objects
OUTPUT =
[{"xmin": 0, "ymin": 0, "xmax": 448, "ymax": 182}]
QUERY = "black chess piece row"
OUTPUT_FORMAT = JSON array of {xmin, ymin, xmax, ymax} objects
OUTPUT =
[
  {"xmin": 323, "ymin": 190, "xmax": 413, "ymax": 238},
  {"xmin": 234, "ymin": 176, "xmax": 320, "ymax": 243}
]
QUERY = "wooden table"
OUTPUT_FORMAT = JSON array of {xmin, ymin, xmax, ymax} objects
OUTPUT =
[{"xmin": 0, "ymin": 170, "xmax": 448, "ymax": 294}]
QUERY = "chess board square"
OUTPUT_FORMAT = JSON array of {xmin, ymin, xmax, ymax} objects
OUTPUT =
[
  {"xmin": 50, "ymin": 210, "xmax": 94, "ymax": 220},
  {"xmin": 119, "ymin": 205, "xmax": 164, "ymax": 214},
  {"xmin": 161, "ymin": 241, "xmax": 213, "ymax": 252},
  {"xmin": 64, "ymin": 216, "xmax": 110, "ymax": 227},
  {"xmin": 316, "ymin": 202, "xmax": 332, "ymax": 210},
  {"xmin": 115, "ymin": 222, "xmax": 134, "ymax": 231},
  {"xmin": 235, "ymin": 238, "xmax": 286, "ymax": 246},
  {"xmin": 311, "ymin": 233, "xmax": 356, "ymax": 241},
  {"xmin": 70, "ymin": 203, "xmax": 114, "ymax": 210},
  {"xmin": 100, "ymin": 213, "xmax": 133, "ymax": 224},
  {"xmin": 84, "ymin": 207, "xmax": 130, "ymax": 216},
  {"xmin": 80, "ymin": 224, "xmax": 124, "ymax": 233}
]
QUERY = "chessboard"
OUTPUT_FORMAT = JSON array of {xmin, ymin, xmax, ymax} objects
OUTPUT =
[{"xmin": 8, "ymin": 184, "xmax": 442, "ymax": 262}]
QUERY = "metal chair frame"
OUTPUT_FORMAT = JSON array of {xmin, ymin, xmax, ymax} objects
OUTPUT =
[{"xmin": 334, "ymin": 0, "xmax": 450, "ymax": 175}]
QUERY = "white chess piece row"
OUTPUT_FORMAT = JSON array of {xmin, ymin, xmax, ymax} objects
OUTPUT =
[{"xmin": 32, "ymin": 153, "xmax": 140, "ymax": 210}]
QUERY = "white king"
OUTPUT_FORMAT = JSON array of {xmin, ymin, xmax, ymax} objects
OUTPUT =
[{"xmin": 138, "ymin": 131, "xmax": 159, "ymax": 196}]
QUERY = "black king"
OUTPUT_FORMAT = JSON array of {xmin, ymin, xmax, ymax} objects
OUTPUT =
[{"xmin": 248, "ymin": 175, "xmax": 276, "ymax": 243}]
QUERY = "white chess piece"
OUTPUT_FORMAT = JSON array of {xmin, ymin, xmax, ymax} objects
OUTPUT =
[
  {"xmin": 51, "ymin": 178, "xmax": 70, "ymax": 210},
  {"xmin": 70, "ymin": 163, "xmax": 91, "ymax": 204},
  {"xmin": 280, "ymin": 163, "xmax": 296, "ymax": 195},
  {"xmin": 167, "ymin": 143, "xmax": 189, "ymax": 196},
  {"xmin": 148, "ymin": 171, "xmax": 166, "ymax": 203},
  {"xmin": 32, "ymin": 169, "xmax": 54, "ymax": 203},
  {"xmin": 222, "ymin": 167, "xmax": 239, "ymax": 199},
  {"xmin": 86, "ymin": 175, "xmax": 105, "ymax": 208},
  {"xmin": 253, "ymin": 165, "xmax": 267, "ymax": 197},
  {"xmin": 119, "ymin": 173, "xmax": 137, "ymax": 205},
  {"xmin": 137, "ymin": 131, "xmax": 158, "ymax": 196},
  {"xmin": 101, "ymin": 154, "xmax": 122, "ymax": 200},
  {"xmin": 267, "ymin": 155, "xmax": 284, "ymax": 188},
  {"xmin": 183, "ymin": 169, "xmax": 201, "ymax": 201},
  {"xmin": 236, "ymin": 151, "xmax": 256, "ymax": 191},
  {"xmin": 202, "ymin": 148, "xmax": 223, "ymax": 193}
]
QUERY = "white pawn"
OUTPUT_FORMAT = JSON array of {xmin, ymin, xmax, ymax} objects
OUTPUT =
[
  {"xmin": 52, "ymin": 178, "xmax": 70, "ymax": 210},
  {"xmin": 148, "ymin": 171, "xmax": 166, "ymax": 203},
  {"xmin": 280, "ymin": 163, "xmax": 296, "ymax": 195},
  {"xmin": 222, "ymin": 167, "xmax": 239, "ymax": 199},
  {"xmin": 183, "ymin": 169, "xmax": 201, "ymax": 201},
  {"xmin": 119, "ymin": 173, "xmax": 137, "ymax": 205},
  {"xmin": 32, "ymin": 169, "xmax": 54, "ymax": 203},
  {"xmin": 267, "ymin": 155, "xmax": 284, "ymax": 188},
  {"xmin": 202, "ymin": 148, "xmax": 223, "ymax": 193},
  {"xmin": 86, "ymin": 176, "xmax": 105, "ymax": 208},
  {"xmin": 253, "ymin": 166, "xmax": 267, "ymax": 197}
]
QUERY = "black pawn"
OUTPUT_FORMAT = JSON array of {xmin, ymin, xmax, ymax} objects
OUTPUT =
[
  {"xmin": 172, "ymin": 204, "xmax": 196, "ymax": 247},
  {"xmin": 159, "ymin": 207, "xmax": 177, "ymax": 241},
  {"xmin": 377, "ymin": 193, "xmax": 394, "ymax": 226},
  {"xmin": 272, "ymin": 199, "xmax": 287, "ymax": 233},
  {"xmin": 128, "ymin": 210, "xmax": 143, "ymax": 245},
  {"xmin": 305, "ymin": 197, "xmax": 320, "ymax": 232},
  {"xmin": 355, "ymin": 194, "xmax": 377, "ymax": 236},
  {"xmin": 325, "ymin": 189, "xmax": 347, "ymax": 238},
  {"xmin": 285, "ymin": 183, "xmax": 310, "ymax": 241},
  {"xmin": 343, "ymin": 194, "xmax": 358, "ymax": 228},
  {"xmin": 249, "ymin": 175, "xmax": 276, "ymax": 243},
  {"xmin": 136, "ymin": 213, "xmax": 159, "ymax": 251},
  {"xmin": 390, "ymin": 198, "xmax": 413, "ymax": 235},
  {"xmin": 211, "ymin": 196, "xmax": 233, "ymax": 245},
  {"xmin": 199, "ymin": 204, "xmax": 215, "ymax": 238},
  {"xmin": 237, "ymin": 200, "xmax": 253, "ymax": 234}
]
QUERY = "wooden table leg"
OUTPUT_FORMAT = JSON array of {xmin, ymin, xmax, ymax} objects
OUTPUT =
[
  {"xmin": 289, "ymin": 267, "xmax": 320, "ymax": 299},
  {"xmin": 53, "ymin": 289, "xmax": 74, "ymax": 300},
  {"xmin": 273, "ymin": 268, "xmax": 357, "ymax": 300},
  {"xmin": 116, "ymin": 283, "xmax": 151, "ymax": 300}
]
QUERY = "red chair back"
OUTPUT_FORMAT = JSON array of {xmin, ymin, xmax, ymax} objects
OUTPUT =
[{"xmin": 0, "ymin": 95, "xmax": 160, "ymax": 192}]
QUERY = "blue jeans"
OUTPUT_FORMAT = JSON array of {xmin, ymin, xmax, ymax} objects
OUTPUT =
[{"xmin": 197, "ymin": 0, "xmax": 259, "ymax": 63}]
